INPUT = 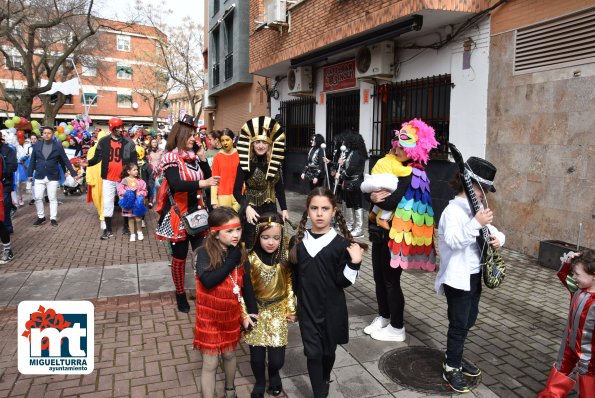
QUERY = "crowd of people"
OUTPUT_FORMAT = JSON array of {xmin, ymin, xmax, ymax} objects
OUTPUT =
[{"xmin": 1, "ymin": 113, "xmax": 593, "ymax": 398}]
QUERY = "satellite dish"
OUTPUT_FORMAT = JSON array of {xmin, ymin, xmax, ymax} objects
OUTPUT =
[
  {"xmin": 288, "ymin": 69, "xmax": 296, "ymax": 91},
  {"xmin": 356, "ymin": 46, "xmax": 372, "ymax": 74}
]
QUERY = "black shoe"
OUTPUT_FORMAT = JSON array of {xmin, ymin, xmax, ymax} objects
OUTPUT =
[
  {"xmin": 266, "ymin": 385, "xmax": 282, "ymax": 396},
  {"xmin": 250, "ymin": 392, "xmax": 264, "ymax": 398},
  {"xmin": 33, "ymin": 217, "xmax": 46, "ymax": 226},
  {"xmin": 29, "ymin": 199, "xmax": 35, "ymax": 205},
  {"xmin": 122, "ymin": 228, "xmax": 130, "ymax": 236},
  {"xmin": 461, "ymin": 358, "xmax": 481, "ymax": 377},
  {"xmin": 50, "ymin": 219, "xmax": 58, "ymax": 227},
  {"xmin": 100, "ymin": 230, "xmax": 111, "ymax": 240},
  {"xmin": 443, "ymin": 368, "xmax": 470, "ymax": 393},
  {"xmin": 322, "ymin": 380, "xmax": 332, "ymax": 397},
  {"xmin": 176, "ymin": 293, "xmax": 190, "ymax": 313}
]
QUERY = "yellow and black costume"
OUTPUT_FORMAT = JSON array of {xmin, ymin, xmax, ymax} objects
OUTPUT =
[
  {"xmin": 233, "ymin": 116, "xmax": 287, "ymax": 249},
  {"xmin": 243, "ymin": 218, "xmax": 295, "ymax": 398}
]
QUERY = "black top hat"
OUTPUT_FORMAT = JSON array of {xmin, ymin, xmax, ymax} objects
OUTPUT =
[
  {"xmin": 465, "ymin": 156, "xmax": 497, "ymax": 192},
  {"xmin": 179, "ymin": 114, "xmax": 197, "ymax": 128}
]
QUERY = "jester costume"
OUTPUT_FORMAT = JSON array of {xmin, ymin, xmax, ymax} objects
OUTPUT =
[{"xmin": 387, "ymin": 119, "xmax": 439, "ymax": 272}]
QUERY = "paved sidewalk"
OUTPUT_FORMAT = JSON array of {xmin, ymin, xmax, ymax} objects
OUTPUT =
[{"xmin": 0, "ymin": 192, "xmax": 576, "ymax": 397}]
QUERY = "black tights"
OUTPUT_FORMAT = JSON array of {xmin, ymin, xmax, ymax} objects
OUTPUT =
[
  {"xmin": 249, "ymin": 345, "xmax": 285, "ymax": 394},
  {"xmin": 0, "ymin": 222, "xmax": 9, "ymax": 244},
  {"xmin": 307, "ymin": 352, "xmax": 336, "ymax": 398}
]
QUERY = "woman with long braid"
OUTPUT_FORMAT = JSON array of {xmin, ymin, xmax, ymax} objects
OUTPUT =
[{"xmin": 288, "ymin": 187, "xmax": 367, "ymax": 398}]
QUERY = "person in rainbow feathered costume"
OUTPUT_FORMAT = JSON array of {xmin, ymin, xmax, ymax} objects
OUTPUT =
[{"xmin": 364, "ymin": 118, "xmax": 438, "ymax": 343}]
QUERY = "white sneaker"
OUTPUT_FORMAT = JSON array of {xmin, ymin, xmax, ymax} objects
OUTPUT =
[
  {"xmin": 371, "ymin": 325, "xmax": 406, "ymax": 342},
  {"xmin": 364, "ymin": 316, "xmax": 390, "ymax": 335},
  {"xmin": 141, "ymin": 220, "xmax": 146, "ymax": 228},
  {"xmin": 137, "ymin": 232, "xmax": 144, "ymax": 241},
  {"xmin": 129, "ymin": 234, "xmax": 136, "ymax": 242}
]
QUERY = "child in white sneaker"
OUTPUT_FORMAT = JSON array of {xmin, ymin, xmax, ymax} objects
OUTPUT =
[{"xmin": 117, "ymin": 163, "xmax": 148, "ymax": 242}]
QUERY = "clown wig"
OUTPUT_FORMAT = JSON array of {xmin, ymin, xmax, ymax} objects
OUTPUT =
[{"xmin": 393, "ymin": 118, "xmax": 439, "ymax": 165}]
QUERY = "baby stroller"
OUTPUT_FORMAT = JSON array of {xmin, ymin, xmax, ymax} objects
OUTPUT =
[{"xmin": 63, "ymin": 157, "xmax": 86, "ymax": 196}]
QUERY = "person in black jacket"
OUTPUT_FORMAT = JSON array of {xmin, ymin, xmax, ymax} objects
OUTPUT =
[
  {"xmin": 27, "ymin": 127, "xmax": 78, "ymax": 226},
  {"xmin": 0, "ymin": 134, "xmax": 18, "ymax": 234},
  {"xmin": 301, "ymin": 134, "xmax": 327, "ymax": 190},
  {"xmin": 337, "ymin": 133, "xmax": 368, "ymax": 238},
  {"xmin": 85, "ymin": 117, "xmax": 138, "ymax": 239}
]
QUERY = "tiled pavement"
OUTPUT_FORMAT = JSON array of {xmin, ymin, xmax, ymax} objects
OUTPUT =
[{"xmin": 0, "ymin": 192, "xmax": 577, "ymax": 397}]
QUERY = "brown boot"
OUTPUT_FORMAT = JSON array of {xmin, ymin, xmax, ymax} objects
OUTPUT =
[
  {"xmin": 368, "ymin": 211, "xmax": 377, "ymax": 223},
  {"xmin": 377, "ymin": 219, "xmax": 391, "ymax": 230}
]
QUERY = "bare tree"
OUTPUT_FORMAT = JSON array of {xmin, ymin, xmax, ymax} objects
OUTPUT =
[
  {"xmin": 0, "ymin": 0, "xmax": 100, "ymax": 118},
  {"xmin": 138, "ymin": 3, "xmax": 204, "ymax": 119},
  {"xmin": 131, "ymin": 47, "xmax": 177, "ymax": 130}
]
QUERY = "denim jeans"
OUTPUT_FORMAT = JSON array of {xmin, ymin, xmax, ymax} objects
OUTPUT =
[{"xmin": 444, "ymin": 273, "xmax": 482, "ymax": 368}]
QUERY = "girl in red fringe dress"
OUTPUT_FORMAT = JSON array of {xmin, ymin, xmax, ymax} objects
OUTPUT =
[{"xmin": 194, "ymin": 207, "xmax": 256, "ymax": 398}]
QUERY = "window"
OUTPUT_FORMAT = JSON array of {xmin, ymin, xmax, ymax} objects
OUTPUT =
[
  {"xmin": 82, "ymin": 66, "xmax": 96, "ymax": 77},
  {"xmin": 213, "ymin": 0, "xmax": 220, "ymax": 15},
  {"xmin": 3, "ymin": 88, "xmax": 23, "ymax": 99},
  {"xmin": 5, "ymin": 54, "xmax": 23, "ymax": 70},
  {"xmin": 280, "ymin": 97, "xmax": 316, "ymax": 151},
  {"xmin": 117, "ymin": 94, "xmax": 133, "ymax": 108},
  {"xmin": 50, "ymin": 94, "xmax": 73, "ymax": 105},
  {"xmin": 82, "ymin": 93, "xmax": 97, "ymax": 106},
  {"xmin": 371, "ymin": 75, "xmax": 451, "ymax": 158},
  {"xmin": 116, "ymin": 65, "xmax": 133, "ymax": 79},
  {"xmin": 117, "ymin": 35, "xmax": 131, "ymax": 51}
]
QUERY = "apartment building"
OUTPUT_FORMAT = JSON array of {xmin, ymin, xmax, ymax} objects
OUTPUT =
[
  {"xmin": 1, "ymin": 18, "xmax": 168, "ymax": 129},
  {"xmin": 486, "ymin": 0, "xmax": 594, "ymax": 255},
  {"xmin": 204, "ymin": 0, "xmax": 268, "ymax": 133}
]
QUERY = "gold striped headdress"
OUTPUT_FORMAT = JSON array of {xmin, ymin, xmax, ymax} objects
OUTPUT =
[{"xmin": 237, "ymin": 116, "xmax": 285, "ymax": 179}]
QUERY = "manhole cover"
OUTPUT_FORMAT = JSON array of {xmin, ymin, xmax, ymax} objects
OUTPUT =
[{"xmin": 379, "ymin": 346, "xmax": 481, "ymax": 395}]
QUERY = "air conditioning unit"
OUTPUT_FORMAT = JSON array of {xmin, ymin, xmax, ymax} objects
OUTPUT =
[
  {"xmin": 264, "ymin": 0, "xmax": 287, "ymax": 25},
  {"xmin": 355, "ymin": 41, "xmax": 395, "ymax": 79},
  {"xmin": 287, "ymin": 66, "xmax": 313, "ymax": 95}
]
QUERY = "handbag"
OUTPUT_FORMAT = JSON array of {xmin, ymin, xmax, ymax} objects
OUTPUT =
[{"xmin": 167, "ymin": 189, "xmax": 209, "ymax": 236}]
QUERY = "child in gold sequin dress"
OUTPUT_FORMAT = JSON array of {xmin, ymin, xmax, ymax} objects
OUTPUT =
[{"xmin": 244, "ymin": 213, "xmax": 296, "ymax": 398}]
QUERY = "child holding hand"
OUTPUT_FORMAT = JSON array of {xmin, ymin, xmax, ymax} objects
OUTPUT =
[
  {"xmin": 194, "ymin": 207, "xmax": 256, "ymax": 398},
  {"xmin": 117, "ymin": 163, "xmax": 147, "ymax": 242},
  {"xmin": 538, "ymin": 249, "xmax": 595, "ymax": 398},
  {"xmin": 244, "ymin": 213, "xmax": 296, "ymax": 398},
  {"xmin": 289, "ymin": 187, "xmax": 367, "ymax": 398}
]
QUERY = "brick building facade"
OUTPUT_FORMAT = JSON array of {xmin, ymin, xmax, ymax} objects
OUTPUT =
[
  {"xmin": 203, "ymin": 0, "xmax": 268, "ymax": 134},
  {"xmin": 1, "ymin": 19, "xmax": 168, "ymax": 130},
  {"xmin": 487, "ymin": 0, "xmax": 595, "ymax": 255}
]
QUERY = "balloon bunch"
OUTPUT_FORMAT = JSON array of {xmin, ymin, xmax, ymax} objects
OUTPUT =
[
  {"xmin": 3, "ymin": 116, "xmax": 41, "ymax": 145},
  {"xmin": 54, "ymin": 118, "xmax": 91, "ymax": 148}
]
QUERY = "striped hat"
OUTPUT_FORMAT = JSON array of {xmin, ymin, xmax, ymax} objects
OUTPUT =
[{"xmin": 237, "ymin": 116, "xmax": 285, "ymax": 179}]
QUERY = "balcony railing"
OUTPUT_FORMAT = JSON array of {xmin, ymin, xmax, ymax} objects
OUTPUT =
[
  {"xmin": 212, "ymin": 63, "xmax": 220, "ymax": 87},
  {"xmin": 224, "ymin": 53, "xmax": 233, "ymax": 81}
]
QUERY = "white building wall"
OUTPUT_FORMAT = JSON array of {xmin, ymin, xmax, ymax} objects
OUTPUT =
[
  {"xmin": 397, "ymin": 17, "xmax": 491, "ymax": 158},
  {"xmin": 270, "ymin": 17, "xmax": 491, "ymax": 160}
]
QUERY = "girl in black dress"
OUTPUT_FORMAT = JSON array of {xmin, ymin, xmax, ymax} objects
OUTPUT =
[{"xmin": 288, "ymin": 187, "xmax": 367, "ymax": 398}]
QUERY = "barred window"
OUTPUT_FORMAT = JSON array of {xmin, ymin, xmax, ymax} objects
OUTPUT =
[
  {"xmin": 371, "ymin": 74, "xmax": 451, "ymax": 159},
  {"xmin": 280, "ymin": 97, "xmax": 316, "ymax": 151}
]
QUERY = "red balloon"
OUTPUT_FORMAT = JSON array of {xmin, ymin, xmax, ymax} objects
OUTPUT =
[
  {"xmin": 76, "ymin": 132, "xmax": 83, "ymax": 139},
  {"xmin": 16, "ymin": 130, "xmax": 25, "ymax": 139}
]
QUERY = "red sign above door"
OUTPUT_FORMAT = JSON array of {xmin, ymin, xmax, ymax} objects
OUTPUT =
[{"xmin": 323, "ymin": 59, "xmax": 356, "ymax": 92}]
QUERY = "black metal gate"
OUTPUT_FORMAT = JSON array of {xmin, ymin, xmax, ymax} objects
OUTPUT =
[
  {"xmin": 326, "ymin": 90, "xmax": 360, "ymax": 143},
  {"xmin": 279, "ymin": 97, "xmax": 316, "ymax": 151},
  {"xmin": 371, "ymin": 75, "xmax": 451, "ymax": 158}
]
